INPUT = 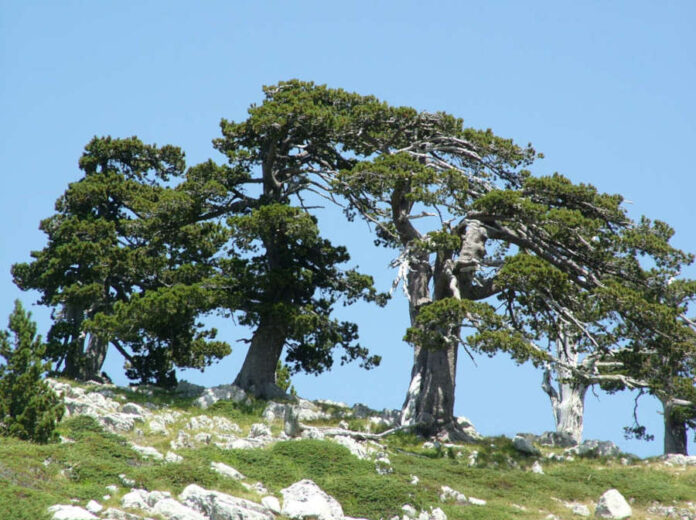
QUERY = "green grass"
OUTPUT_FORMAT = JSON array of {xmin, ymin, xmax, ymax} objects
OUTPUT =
[{"xmin": 1, "ymin": 384, "xmax": 696, "ymax": 520}]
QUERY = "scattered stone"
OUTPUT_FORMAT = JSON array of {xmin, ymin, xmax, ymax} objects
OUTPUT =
[
  {"xmin": 410, "ymin": 475, "xmax": 419, "ymax": 485},
  {"xmin": 663, "ymin": 453, "xmax": 696, "ymax": 466},
  {"xmin": 300, "ymin": 428, "xmax": 325, "ymax": 440},
  {"xmin": 121, "ymin": 402, "xmax": 149, "ymax": 417},
  {"xmin": 468, "ymin": 450, "xmax": 479, "ymax": 467},
  {"xmin": 130, "ymin": 443, "xmax": 164, "ymax": 460},
  {"xmin": 180, "ymin": 484, "xmax": 274, "ymax": 520},
  {"xmin": 284, "ymin": 405, "xmax": 302, "ymax": 437},
  {"xmin": 106, "ymin": 485, "xmax": 119, "ymax": 494},
  {"xmin": 402, "ymin": 504, "xmax": 418, "ymax": 518},
  {"xmin": 440, "ymin": 486, "xmax": 467, "ymax": 504},
  {"xmin": 261, "ymin": 496, "xmax": 282, "ymax": 514},
  {"xmin": 250, "ymin": 423, "xmax": 272, "ymax": 438},
  {"xmin": 467, "ymin": 497, "xmax": 486, "ymax": 506},
  {"xmin": 280, "ymin": 479, "xmax": 344, "ymax": 520},
  {"xmin": 566, "ymin": 440, "xmax": 621, "ymax": 458},
  {"xmin": 242, "ymin": 481, "xmax": 270, "ymax": 495},
  {"xmin": 175, "ymin": 380, "xmax": 206, "ymax": 397},
  {"xmin": 85, "ymin": 500, "xmax": 103, "ymax": 514},
  {"xmin": 47, "ymin": 505, "xmax": 99, "ymax": 520},
  {"xmin": 337, "ymin": 420, "xmax": 350, "ymax": 430},
  {"xmin": 331, "ymin": 435, "xmax": 372, "ymax": 460},
  {"xmin": 165, "ymin": 451, "xmax": 183, "ymax": 463},
  {"xmin": 538, "ymin": 431, "xmax": 578, "ymax": 448},
  {"xmin": 118, "ymin": 474, "xmax": 135, "ymax": 487},
  {"xmin": 101, "ymin": 508, "xmax": 144, "ymax": 520},
  {"xmin": 194, "ymin": 384, "xmax": 247, "ymax": 409},
  {"xmin": 375, "ymin": 456, "xmax": 393, "ymax": 475},
  {"xmin": 512, "ymin": 435, "xmax": 541, "ymax": 456},
  {"xmin": 568, "ymin": 503, "xmax": 591, "ymax": 517},
  {"xmin": 531, "ymin": 461, "xmax": 544, "ymax": 474},
  {"xmin": 595, "ymin": 489, "xmax": 632, "ymax": 519},
  {"xmin": 211, "ymin": 461, "xmax": 245, "ymax": 480}
]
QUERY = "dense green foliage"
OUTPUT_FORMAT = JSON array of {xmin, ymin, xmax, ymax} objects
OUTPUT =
[{"xmin": 0, "ymin": 301, "xmax": 64, "ymax": 443}]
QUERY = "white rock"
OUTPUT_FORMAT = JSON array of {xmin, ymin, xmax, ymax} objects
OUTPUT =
[
  {"xmin": 47, "ymin": 505, "xmax": 99, "ymax": 520},
  {"xmin": 249, "ymin": 423, "xmax": 272, "ymax": 438},
  {"xmin": 106, "ymin": 484, "xmax": 120, "ymax": 494},
  {"xmin": 410, "ymin": 475, "xmax": 419, "ymax": 485},
  {"xmin": 171, "ymin": 431, "xmax": 193, "ymax": 450},
  {"xmin": 194, "ymin": 432, "xmax": 212, "ymax": 444},
  {"xmin": 531, "ymin": 461, "xmax": 544, "ymax": 474},
  {"xmin": 194, "ymin": 384, "xmax": 247, "ymax": 409},
  {"xmin": 242, "ymin": 481, "xmax": 270, "ymax": 495},
  {"xmin": 121, "ymin": 402, "xmax": 149, "ymax": 417},
  {"xmin": 401, "ymin": 505, "xmax": 418, "ymax": 519},
  {"xmin": 467, "ymin": 497, "xmax": 486, "ymax": 506},
  {"xmin": 121, "ymin": 489, "xmax": 151, "ymax": 510},
  {"xmin": 569, "ymin": 503, "xmax": 591, "ymax": 517},
  {"xmin": 430, "ymin": 508, "xmax": 448, "ymax": 520},
  {"xmin": 512, "ymin": 435, "xmax": 541, "ymax": 456},
  {"xmin": 332, "ymin": 435, "xmax": 372, "ymax": 460},
  {"xmin": 439, "ymin": 486, "xmax": 467, "ymax": 504},
  {"xmin": 375, "ymin": 456, "xmax": 393, "ymax": 475},
  {"xmin": 280, "ymin": 479, "xmax": 344, "ymax": 520},
  {"xmin": 211, "ymin": 461, "xmax": 245, "ymax": 480},
  {"xmin": 101, "ymin": 508, "xmax": 144, "ymax": 520},
  {"xmin": 85, "ymin": 500, "xmax": 103, "ymax": 514},
  {"xmin": 151, "ymin": 497, "xmax": 207, "ymax": 520},
  {"xmin": 595, "ymin": 489, "xmax": 632, "ymax": 519},
  {"xmin": 261, "ymin": 496, "xmax": 282, "ymax": 514},
  {"xmin": 663, "ymin": 453, "xmax": 696, "ymax": 466},
  {"xmin": 118, "ymin": 474, "xmax": 136, "ymax": 487},
  {"xmin": 165, "ymin": 451, "xmax": 183, "ymax": 463},
  {"xmin": 263, "ymin": 402, "xmax": 289, "ymax": 423},
  {"xmin": 300, "ymin": 428, "xmax": 325, "ymax": 440},
  {"xmin": 130, "ymin": 443, "xmax": 164, "ymax": 460},
  {"xmin": 180, "ymin": 484, "xmax": 274, "ymax": 520},
  {"xmin": 148, "ymin": 417, "xmax": 169, "ymax": 435}
]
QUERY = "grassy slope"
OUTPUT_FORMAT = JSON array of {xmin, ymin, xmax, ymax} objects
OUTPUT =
[{"xmin": 1, "ymin": 382, "xmax": 694, "ymax": 520}]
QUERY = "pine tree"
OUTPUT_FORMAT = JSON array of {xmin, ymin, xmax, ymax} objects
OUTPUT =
[{"xmin": 0, "ymin": 301, "xmax": 64, "ymax": 443}]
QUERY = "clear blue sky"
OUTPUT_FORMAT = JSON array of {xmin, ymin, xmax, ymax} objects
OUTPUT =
[{"xmin": 2, "ymin": 1, "xmax": 695, "ymax": 457}]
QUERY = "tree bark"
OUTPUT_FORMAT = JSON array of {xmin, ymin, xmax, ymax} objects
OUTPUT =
[
  {"xmin": 542, "ymin": 368, "xmax": 588, "ymax": 444},
  {"xmin": 661, "ymin": 398, "xmax": 688, "ymax": 455},
  {"xmin": 400, "ymin": 219, "xmax": 490, "ymax": 439},
  {"xmin": 78, "ymin": 334, "xmax": 109, "ymax": 381},
  {"xmin": 233, "ymin": 314, "xmax": 289, "ymax": 399},
  {"xmin": 401, "ymin": 341, "xmax": 458, "ymax": 437},
  {"xmin": 541, "ymin": 335, "xmax": 588, "ymax": 444}
]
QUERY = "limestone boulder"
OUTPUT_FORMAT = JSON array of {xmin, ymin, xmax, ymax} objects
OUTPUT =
[
  {"xmin": 180, "ymin": 484, "xmax": 275, "ymax": 520},
  {"xmin": 595, "ymin": 489, "xmax": 632, "ymax": 519},
  {"xmin": 280, "ymin": 479, "xmax": 344, "ymax": 520}
]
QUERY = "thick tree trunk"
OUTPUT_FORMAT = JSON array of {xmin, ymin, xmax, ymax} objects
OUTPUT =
[
  {"xmin": 77, "ymin": 334, "xmax": 109, "ymax": 381},
  {"xmin": 233, "ymin": 315, "xmax": 288, "ymax": 399},
  {"xmin": 662, "ymin": 399, "xmax": 688, "ymax": 455},
  {"xmin": 400, "ymin": 220, "xmax": 491, "ymax": 440},
  {"xmin": 401, "ymin": 342, "xmax": 458, "ymax": 437}
]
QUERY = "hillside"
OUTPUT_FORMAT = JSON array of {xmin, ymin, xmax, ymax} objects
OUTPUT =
[{"xmin": 2, "ymin": 379, "xmax": 695, "ymax": 520}]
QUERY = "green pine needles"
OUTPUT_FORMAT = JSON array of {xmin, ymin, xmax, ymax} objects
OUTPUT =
[{"xmin": 0, "ymin": 301, "xmax": 64, "ymax": 443}]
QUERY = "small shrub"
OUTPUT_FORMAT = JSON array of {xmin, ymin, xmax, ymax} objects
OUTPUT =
[{"xmin": 0, "ymin": 301, "xmax": 64, "ymax": 443}]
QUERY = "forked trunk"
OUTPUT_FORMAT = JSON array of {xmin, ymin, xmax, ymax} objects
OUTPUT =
[
  {"xmin": 662, "ymin": 399, "xmax": 688, "ymax": 455},
  {"xmin": 233, "ymin": 315, "xmax": 288, "ymax": 399}
]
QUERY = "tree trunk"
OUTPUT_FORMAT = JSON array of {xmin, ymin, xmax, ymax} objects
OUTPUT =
[
  {"xmin": 542, "ymin": 368, "xmax": 587, "ymax": 444},
  {"xmin": 541, "ymin": 335, "xmax": 588, "ymax": 444},
  {"xmin": 662, "ymin": 399, "xmax": 688, "ymax": 455},
  {"xmin": 401, "ymin": 341, "xmax": 458, "ymax": 437},
  {"xmin": 400, "ymin": 220, "xmax": 491, "ymax": 440},
  {"xmin": 78, "ymin": 334, "xmax": 109, "ymax": 381},
  {"xmin": 233, "ymin": 315, "xmax": 288, "ymax": 399}
]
